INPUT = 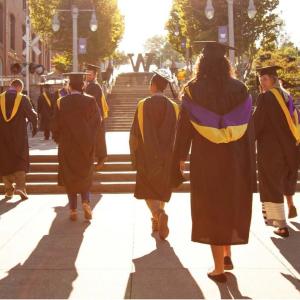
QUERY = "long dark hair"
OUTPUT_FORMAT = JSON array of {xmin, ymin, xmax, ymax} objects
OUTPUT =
[{"xmin": 194, "ymin": 54, "xmax": 234, "ymax": 86}]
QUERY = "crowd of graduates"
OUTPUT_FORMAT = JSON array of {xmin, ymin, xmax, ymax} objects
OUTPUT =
[{"xmin": 0, "ymin": 41, "xmax": 299, "ymax": 283}]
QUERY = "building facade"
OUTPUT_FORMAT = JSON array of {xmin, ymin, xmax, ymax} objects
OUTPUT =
[{"xmin": 0, "ymin": 0, "xmax": 51, "ymax": 80}]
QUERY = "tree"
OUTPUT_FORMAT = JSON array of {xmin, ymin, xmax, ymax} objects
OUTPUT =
[
  {"xmin": 166, "ymin": 0, "xmax": 282, "ymax": 67},
  {"xmin": 144, "ymin": 35, "xmax": 184, "ymax": 67},
  {"xmin": 248, "ymin": 42, "xmax": 300, "ymax": 98},
  {"xmin": 29, "ymin": 0, "xmax": 124, "ymax": 65}
]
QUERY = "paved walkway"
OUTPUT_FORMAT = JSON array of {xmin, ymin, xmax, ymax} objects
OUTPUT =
[
  {"xmin": 29, "ymin": 132, "xmax": 130, "ymax": 155},
  {"xmin": 0, "ymin": 192, "xmax": 299, "ymax": 299}
]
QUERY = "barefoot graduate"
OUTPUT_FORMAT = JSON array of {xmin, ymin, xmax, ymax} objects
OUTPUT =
[
  {"xmin": 172, "ymin": 42, "xmax": 256, "ymax": 283},
  {"xmin": 130, "ymin": 69, "xmax": 179, "ymax": 240},
  {"xmin": 52, "ymin": 72, "xmax": 101, "ymax": 221}
]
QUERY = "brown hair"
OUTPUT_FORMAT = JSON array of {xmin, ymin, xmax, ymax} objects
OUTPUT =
[
  {"xmin": 194, "ymin": 54, "xmax": 234, "ymax": 85},
  {"xmin": 151, "ymin": 74, "xmax": 169, "ymax": 92},
  {"xmin": 10, "ymin": 79, "xmax": 24, "ymax": 89}
]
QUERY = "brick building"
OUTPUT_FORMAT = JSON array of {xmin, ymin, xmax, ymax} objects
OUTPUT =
[{"xmin": 0, "ymin": 0, "xmax": 51, "ymax": 81}]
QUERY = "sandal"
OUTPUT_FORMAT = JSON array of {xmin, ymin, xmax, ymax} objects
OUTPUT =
[
  {"xmin": 207, "ymin": 272, "xmax": 227, "ymax": 283},
  {"xmin": 274, "ymin": 227, "xmax": 289, "ymax": 238}
]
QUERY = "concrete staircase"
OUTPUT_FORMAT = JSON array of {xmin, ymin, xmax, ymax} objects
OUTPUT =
[
  {"xmin": 0, "ymin": 154, "xmax": 190, "ymax": 194},
  {"xmin": 106, "ymin": 72, "xmax": 178, "ymax": 132}
]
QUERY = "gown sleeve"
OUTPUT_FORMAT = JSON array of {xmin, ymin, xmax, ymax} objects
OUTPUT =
[
  {"xmin": 171, "ymin": 106, "xmax": 194, "ymax": 187},
  {"xmin": 129, "ymin": 109, "xmax": 140, "ymax": 170},
  {"xmin": 253, "ymin": 94, "xmax": 265, "ymax": 139}
]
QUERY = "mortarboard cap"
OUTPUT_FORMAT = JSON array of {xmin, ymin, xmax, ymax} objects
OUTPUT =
[
  {"xmin": 256, "ymin": 66, "xmax": 282, "ymax": 77},
  {"xmin": 85, "ymin": 63, "xmax": 101, "ymax": 72},
  {"xmin": 193, "ymin": 41, "xmax": 236, "ymax": 58},
  {"xmin": 153, "ymin": 69, "xmax": 174, "ymax": 83},
  {"xmin": 63, "ymin": 72, "xmax": 88, "ymax": 85}
]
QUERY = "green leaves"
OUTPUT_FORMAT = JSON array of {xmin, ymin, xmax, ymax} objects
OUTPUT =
[{"xmin": 29, "ymin": 0, "xmax": 124, "ymax": 65}]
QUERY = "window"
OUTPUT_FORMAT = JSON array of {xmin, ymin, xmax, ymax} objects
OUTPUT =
[
  {"xmin": 0, "ymin": 4, "xmax": 3, "ymax": 44},
  {"xmin": 10, "ymin": 14, "xmax": 16, "ymax": 50}
]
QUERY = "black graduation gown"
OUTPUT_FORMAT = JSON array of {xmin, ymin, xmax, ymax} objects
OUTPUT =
[
  {"xmin": 129, "ymin": 95, "xmax": 178, "ymax": 202},
  {"xmin": 172, "ymin": 78, "xmax": 255, "ymax": 245},
  {"xmin": 37, "ymin": 92, "xmax": 55, "ymax": 131},
  {"xmin": 0, "ymin": 90, "xmax": 38, "ymax": 176},
  {"xmin": 52, "ymin": 93, "xmax": 101, "ymax": 193},
  {"xmin": 254, "ymin": 89, "xmax": 300, "ymax": 203},
  {"xmin": 85, "ymin": 81, "xmax": 107, "ymax": 160}
]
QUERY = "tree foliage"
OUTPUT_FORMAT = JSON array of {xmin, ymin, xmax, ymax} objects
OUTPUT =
[
  {"xmin": 250, "ymin": 42, "xmax": 300, "ymax": 98},
  {"xmin": 144, "ymin": 35, "xmax": 184, "ymax": 67},
  {"xmin": 29, "ymin": 0, "xmax": 124, "ymax": 64},
  {"xmin": 166, "ymin": 0, "xmax": 282, "ymax": 61}
]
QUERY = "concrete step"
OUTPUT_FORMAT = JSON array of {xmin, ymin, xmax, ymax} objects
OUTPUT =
[{"xmin": 0, "ymin": 182, "xmax": 190, "ymax": 194}]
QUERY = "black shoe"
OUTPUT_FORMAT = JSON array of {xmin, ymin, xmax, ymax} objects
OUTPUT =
[
  {"xmin": 224, "ymin": 256, "xmax": 234, "ymax": 270},
  {"xmin": 288, "ymin": 206, "xmax": 298, "ymax": 219},
  {"xmin": 274, "ymin": 227, "xmax": 289, "ymax": 238},
  {"xmin": 207, "ymin": 273, "xmax": 227, "ymax": 283}
]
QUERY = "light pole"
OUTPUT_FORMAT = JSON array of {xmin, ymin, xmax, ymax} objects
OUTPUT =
[
  {"xmin": 52, "ymin": 5, "xmax": 98, "ymax": 72},
  {"xmin": 205, "ymin": 0, "xmax": 257, "ymax": 66}
]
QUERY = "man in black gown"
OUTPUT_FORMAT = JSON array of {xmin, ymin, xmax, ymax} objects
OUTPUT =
[
  {"xmin": 254, "ymin": 66, "xmax": 300, "ymax": 238},
  {"xmin": 52, "ymin": 73, "xmax": 101, "ymax": 221},
  {"xmin": 37, "ymin": 83, "xmax": 55, "ymax": 140},
  {"xmin": 130, "ymin": 70, "xmax": 179, "ymax": 240},
  {"xmin": 0, "ymin": 79, "xmax": 38, "ymax": 200},
  {"xmin": 84, "ymin": 63, "xmax": 109, "ymax": 168}
]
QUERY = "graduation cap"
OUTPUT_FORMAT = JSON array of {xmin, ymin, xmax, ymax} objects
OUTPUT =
[
  {"xmin": 153, "ymin": 69, "xmax": 174, "ymax": 83},
  {"xmin": 63, "ymin": 72, "xmax": 88, "ymax": 85},
  {"xmin": 256, "ymin": 66, "xmax": 282, "ymax": 77},
  {"xmin": 85, "ymin": 63, "xmax": 100, "ymax": 72},
  {"xmin": 193, "ymin": 41, "xmax": 236, "ymax": 58}
]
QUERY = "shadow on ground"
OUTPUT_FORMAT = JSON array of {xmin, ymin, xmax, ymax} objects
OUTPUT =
[
  {"xmin": 0, "ymin": 195, "xmax": 101, "ymax": 299},
  {"xmin": 125, "ymin": 234, "xmax": 204, "ymax": 299},
  {"xmin": 271, "ymin": 221, "xmax": 300, "ymax": 292},
  {"xmin": 0, "ymin": 197, "xmax": 23, "ymax": 216}
]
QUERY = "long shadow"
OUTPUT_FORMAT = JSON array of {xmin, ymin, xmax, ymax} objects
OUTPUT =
[
  {"xmin": 0, "ymin": 194, "xmax": 101, "ymax": 299},
  {"xmin": 216, "ymin": 273, "xmax": 252, "ymax": 299},
  {"xmin": 271, "ymin": 221, "xmax": 300, "ymax": 292},
  {"xmin": 125, "ymin": 235, "xmax": 204, "ymax": 299},
  {"xmin": 0, "ymin": 197, "xmax": 23, "ymax": 216}
]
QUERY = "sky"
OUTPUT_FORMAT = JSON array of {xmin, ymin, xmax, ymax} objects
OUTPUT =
[{"xmin": 117, "ymin": 0, "xmax": 300, "ymax": 53}]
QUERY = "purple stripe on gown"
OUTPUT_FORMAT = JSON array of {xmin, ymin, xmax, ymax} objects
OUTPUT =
[{"xmin": 182, "ymin": 95, "xmax": 252, "ymax": 129}]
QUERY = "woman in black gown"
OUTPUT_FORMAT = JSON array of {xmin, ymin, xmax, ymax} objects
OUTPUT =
[{"xmin": 172, "ymin": 41, "xmax": 255, "ymax": 283}]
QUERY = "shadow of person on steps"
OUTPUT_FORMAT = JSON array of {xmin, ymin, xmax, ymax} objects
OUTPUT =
[
  {"xmin": 124, "ymin": 234, "xmax": 204, "ymax": 299},
  {"xmin": 0, "ymin": 195, "xmax": 101, "ymax": 299}
]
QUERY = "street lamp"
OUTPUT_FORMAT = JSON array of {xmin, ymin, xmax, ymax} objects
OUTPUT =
[
  {"xmin": 205, "ymin": 0, "xmax": 215, "ymax": 20},
  {"xmin": 205, "ymin": 0, "xmax": 257, "ymax": 66},
  {"xmin": 52, "ymin": 5, "xmax": 98, "ymax": 72}
]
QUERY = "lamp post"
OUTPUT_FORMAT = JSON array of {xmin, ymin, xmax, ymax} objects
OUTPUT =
[
  {"xmin": 52, "ymin": 5, "xmax": 98, "ymax": 72},
  {"xmin": 205, "ymin": 0, "xmax": 257, "ymax": 66}
]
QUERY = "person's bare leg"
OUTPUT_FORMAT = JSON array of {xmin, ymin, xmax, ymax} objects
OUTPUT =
[
  {"xmin": 146, "ymin": 199, "xmax": 161, "ymax": 232},
  {"xmin": 209, "ymin": 245, "xmax": 225, "ymax": 275},
  {"xmin": 224, "ymin": 245, "xmax": 231, "ymax": 257},
  {"xmin": 286, "ymin": 195, "xmax": 295, "ymax": 208}
]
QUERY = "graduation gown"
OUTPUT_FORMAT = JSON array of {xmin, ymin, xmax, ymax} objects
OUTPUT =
[
  {"xmin": 0, "ymin": 90, "xmax": 38, "ymax": 176},
  {"xmin": 37, "ymin": 91, "xmax": 55, "ymax": 131},
  {"xmin": 130, "ymin": 94, "xmax": 179, "ymax": 202},
  {"xmin": 85, "ymin": 81, "xmax": 108, "ymax": 160},
  {"xmin": 172, "ymin": 78, "xmax": 255, "ymax": 245},
  {"xmin": 254, "ymin": 88, "xmax": 300, "ymax": 204},
  {"xmin": 52, "ymin": 93, "xmax": 101, "ymax": 193}
]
